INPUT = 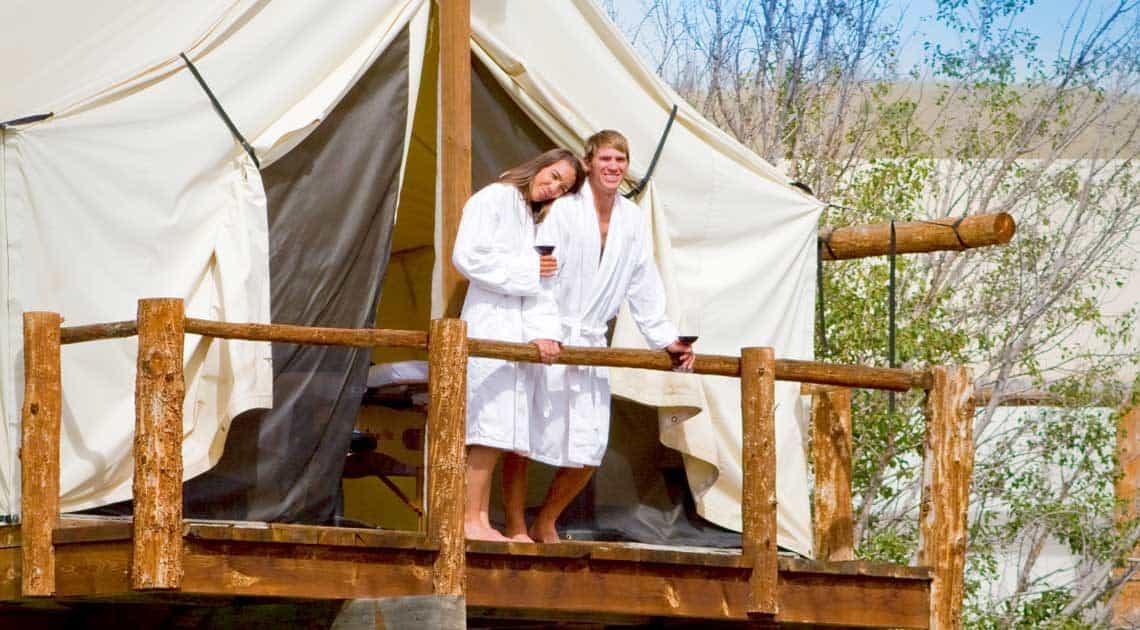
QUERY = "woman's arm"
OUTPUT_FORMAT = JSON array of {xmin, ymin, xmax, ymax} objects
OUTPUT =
[
  {"xmin": 452, "ymin": 186, "xmax": 542, "ymax": 297},
  {"xmin": 522, "ymin": 207, "xmax": 564, "ymax": 360}
]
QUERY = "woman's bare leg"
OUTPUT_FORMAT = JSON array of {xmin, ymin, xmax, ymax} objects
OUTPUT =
[
  {"xmin": 528, "ymin": 466, "xmax": 595, "ymax": 543},
  {"xmin": 501, "ymin": 453, "xmax": 532, "ymax": 541},
  {"xmin": 465, "ymin": 445, "xmax": 509, "ymax": 541}
]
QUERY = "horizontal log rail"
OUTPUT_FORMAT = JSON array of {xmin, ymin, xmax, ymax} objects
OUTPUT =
[
  {"xmin": 972, "ymin": 386, "xmax": 1062, "ymax": 407},
  {"xmin": 58, "ymin": 319, "xmax": 429, "ymax": 348},
  {"xmin": 184, "ymin": 319, "xmax": 429, "ymax": 349},
  {"xmin": 60, "ymin": 321, "xmax": 138, "ymax": 345},
  {"xmin": 820, "ymin": 212, "xmax": 1015, "ymax": 261},
  {"xmin": 56, "ymin": 319, "xmax": 932, "ymax": 392},
  {"xmin": 469, "ymin": 339, "xmax": 930, "ymax": 391}
]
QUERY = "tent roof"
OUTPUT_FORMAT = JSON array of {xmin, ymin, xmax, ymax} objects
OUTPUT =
[{"xmin": 1, "ymin": 1, "xmax": 238, "ymax": 122}]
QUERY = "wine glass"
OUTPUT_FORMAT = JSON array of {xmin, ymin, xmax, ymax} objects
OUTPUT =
[
  {"xmin": 535, "ymin": 244, "xmax": 556, "ymax": 282},
  {"xmin": 678, "ymin": 308, "xmax": 700, "ymax": 345}
]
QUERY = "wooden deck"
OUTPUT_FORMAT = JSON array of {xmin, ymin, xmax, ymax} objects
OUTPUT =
[
  {"xmin": 12, "ymin": 304, "xmax": 977, "ymax": 627},
  {"xmin": 0, "ymin": 517, "xmax": 930, "ymax": 627}
]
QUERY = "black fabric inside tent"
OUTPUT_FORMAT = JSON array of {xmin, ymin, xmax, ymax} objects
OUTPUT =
[{"xmin": 180, "ymin": 28, "xmax": 410, "ymax": 522}]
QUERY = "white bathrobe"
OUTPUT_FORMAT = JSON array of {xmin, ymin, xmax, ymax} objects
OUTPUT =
[
  {"xmin": 532, "ymin": 185, "xmax": 678, "ymax": 467},
  {"xmin": 453, "ymin": 183, "xmax": 560, "ymax": 453}
]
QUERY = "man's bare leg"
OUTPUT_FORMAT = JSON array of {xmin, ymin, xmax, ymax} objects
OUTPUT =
[
  {"xmin": 501, "ymin": 453, "xmax": 533, "ymax": 541},
  {"xmin": 528, "ymin": 466, "xmax": 596, "ymax": 543},
  {"xmin": 465, "ymin": 445, "xmax": 510, "ymax": 541}
]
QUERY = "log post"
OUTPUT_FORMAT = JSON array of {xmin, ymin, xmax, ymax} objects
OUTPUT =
[
  {"xmin": 132, "ymin": 298, "xmax": 186, "ymax": 590},
  {"xmin": 809, "ymin": 386, "xmax": 855, "ymax": 562},
  {"xmin": 439, "ymin": 0, "xmax": 471, "ymax": 318},
  {"xmin": 1112, "ymin": 404, "xmax": 1140, "ymax": 627},
  {"xmin": 20, "ymin": 312, "xmax": 62, "ymax": 597},
  {"xmin": 426, "ymin": 318, "xmax": 467, "ymax": 598},
  {"xmin": 918, "ymin": 365, "xmax": 975, "ymax": 630},
  {"xmin": 741, "ymin": 347, "xmax": 777, "ymax": 618}
]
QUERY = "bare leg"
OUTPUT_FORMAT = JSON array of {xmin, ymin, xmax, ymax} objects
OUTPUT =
[
  {"xmin": 501, "ymin": 453, "xmax": 532, "ymax": 541},
  {"xmin": 529, "ymin": 466, "xmax": 596, "ymax": 543},
  {"xmin": 465, "ymin": 445, "xmax": 510, "ymax": 541}
]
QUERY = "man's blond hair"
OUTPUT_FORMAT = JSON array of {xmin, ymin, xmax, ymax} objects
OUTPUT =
[{"xmin": 584, "ymin": 129, "xmax": 630, "ymax": 162}]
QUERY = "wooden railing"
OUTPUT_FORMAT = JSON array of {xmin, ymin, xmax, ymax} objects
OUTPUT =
[{"xmin": 18, "ymin": 298, "xmax": 976, "ymax": 628}]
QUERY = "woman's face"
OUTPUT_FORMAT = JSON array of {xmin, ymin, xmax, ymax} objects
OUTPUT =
[{"xmin": 528, "ymin": 159, "xmax": 578, "ymax": 203}]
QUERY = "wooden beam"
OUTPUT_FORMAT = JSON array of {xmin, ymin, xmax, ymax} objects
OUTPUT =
[
  {"xmin": 811, "ymin": 387, "xmax": 855, "ymax": 562},
  {"xmin": 778, "ymin": 357, "xmax": 929, "ymax": 391},
  {"xmin": 58, "ymin": 315, "xmax": 932, "ymax": 391},
  {"xmin": 469, "ymin": 338, "xmax": 931, "ymax": 391},
  {"xmin": 184, "ymin": 319, "xmax": 427, "ymax": 349},
  {"xmin": 820, "ymin": 213, "xmax": 1015, "ymax": 261},
  {"xmin": 918, "ymin": 365, "xmax": 975, "ymax": 630},
  {"xmin": 468, "ymin": 338, "xmax": 741, "ymax": 375},
  {"xmin": 439, "ymin": 0, "xmax": 471, "ymax": 318},
  {"xmin": 36, "ymin": 535, "xmax": 931, "ymax": 627},
  {"xmin": 132, "ymin": 298, "xmax": 186, "ymax": 590},
  {"xmin": 425, "ymin": 318, "xmax": 467, "ymax": 597},
  {"xmin": 59, "ymin": 320, "xmax": 137, "ymax": 344},
  {"xmin": 972, "ymin": 386, "xmax": 1063, "ymax": 407},
  {"xmin": 20, "ymin": 312, "xmax": 62, "ymax": 597},
  {"xmin": 741, "ymin": 347, "xmax": 778, "ymax": 618}
]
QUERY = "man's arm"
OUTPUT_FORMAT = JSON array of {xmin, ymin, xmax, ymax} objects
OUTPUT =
[{"xmin": 624, "ymin": 209, "xmax": 680, "ymax": 350}]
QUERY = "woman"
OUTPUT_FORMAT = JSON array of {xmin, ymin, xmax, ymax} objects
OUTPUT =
[{"xmin": 452, "ymin": 148, "xmax": 585, "ymax": 541}]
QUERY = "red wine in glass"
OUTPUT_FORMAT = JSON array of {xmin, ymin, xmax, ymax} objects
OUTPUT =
[
  {"xmin": 678, "ymin": 310, "xmax": 699, "ymax": 345},
  {"xmin": 534, "ymin": 245, "xmax": 555, "ymax": 255}
]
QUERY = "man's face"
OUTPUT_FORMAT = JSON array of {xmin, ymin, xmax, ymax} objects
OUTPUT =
[{"xmin": 587, "ymin": 145, "xmax": 629, "ymax": 195}]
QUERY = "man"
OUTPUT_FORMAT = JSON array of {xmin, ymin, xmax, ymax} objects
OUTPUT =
[{"xmin": 502, "ymin": 130, "xmax": 694, "ymax": 543}]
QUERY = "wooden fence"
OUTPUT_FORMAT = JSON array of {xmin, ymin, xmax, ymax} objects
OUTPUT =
[{"xmin": 19, "ymin": 298, "xmax": 975, "ymax": 628}]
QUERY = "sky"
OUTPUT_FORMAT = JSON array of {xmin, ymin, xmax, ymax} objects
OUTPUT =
[
  {"xmin": 603, "ymin": 0, "xmax": 1136, "ymax": 80},
  {"xmin": 888, "ymin": 0, "xmax": 1128, "ymax": 75}
]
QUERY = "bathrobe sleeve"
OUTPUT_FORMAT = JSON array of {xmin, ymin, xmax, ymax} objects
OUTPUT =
[
  {"xmin": 452, "ymin": 184, "xmax": 542, "ymax": 297},
  {"xmin": 521, "ymin": 208, "xmax": 565, "ymax": 342},
  {"xmin": 624, "ymin": 204, "xmax": 679, "ymax": 350}
]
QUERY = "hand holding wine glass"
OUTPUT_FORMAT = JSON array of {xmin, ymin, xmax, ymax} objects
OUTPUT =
[
  {"xmin": 668, "ymin": 308, "xmax": 699, "ymax": 372},
  {"xmin": 535, "ymin": 244, "xmax": 557, "ymax": 278}
]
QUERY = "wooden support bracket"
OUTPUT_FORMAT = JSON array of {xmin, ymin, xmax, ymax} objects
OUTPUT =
[
  {"xmin": 919, "ymin": 365, "xmax": 975, "ymax": 630},
  {"xmin": 132, "ymin": 298, "xmax": 186, "ymax": 590},
  {"xmin": 20, "ymin": 311, "xmax": 62, "ymax": 597},
  {"xmin": 741, "ymin": 347, "xmax": 777, "ymax": 617},
  {"xmin": 426, "ymin": 318, "xmax": 468, "ymax": 597}
]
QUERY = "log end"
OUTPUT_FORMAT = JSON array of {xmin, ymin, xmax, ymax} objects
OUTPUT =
[{"xmin": 992, "ymin": 212, "xmax": 1016, "ymax": 244}]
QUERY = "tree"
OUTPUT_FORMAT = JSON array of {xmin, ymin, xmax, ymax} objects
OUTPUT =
[{"xmin": 619, "ymin": 0, "xmax": 1140, "ymax": 625}]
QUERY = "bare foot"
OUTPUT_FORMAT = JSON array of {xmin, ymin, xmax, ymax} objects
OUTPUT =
[
  {"xmin": 465, "ymin": 522, "xmax": 511, "ymax": 542},
  {"xmin": 503, "ymin": 522, "xmax": 531, "ymax": 542},
  {"xmin": 528, "ymin": 523, "xmax": 560, "ymax": 543}
]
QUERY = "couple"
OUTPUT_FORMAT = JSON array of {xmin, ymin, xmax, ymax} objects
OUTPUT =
[{"xmin": 453, "ymin": 130, "xmax": 695, "ymax": 543}]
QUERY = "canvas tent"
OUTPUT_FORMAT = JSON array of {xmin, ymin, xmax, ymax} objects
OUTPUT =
[{"xmin": 0, "ymin": 0, "xmax": 821, "ymax": 556}]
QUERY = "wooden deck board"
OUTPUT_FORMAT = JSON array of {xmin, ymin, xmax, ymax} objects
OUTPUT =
[{"xmin": 1, "ymin": 520, "xmax": 931, "ymax": 627}]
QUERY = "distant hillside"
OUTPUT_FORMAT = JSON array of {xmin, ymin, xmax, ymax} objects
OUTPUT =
[{"xmin": 673, "ymin": 81, "xmax": 1140, "ymax": 162}]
